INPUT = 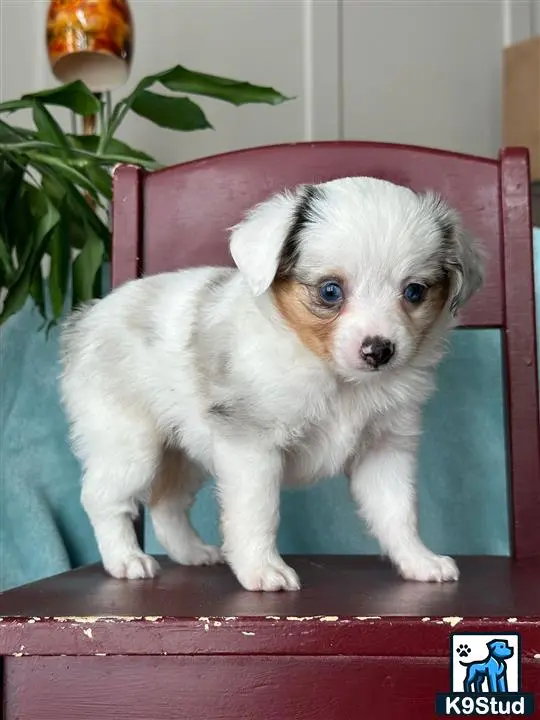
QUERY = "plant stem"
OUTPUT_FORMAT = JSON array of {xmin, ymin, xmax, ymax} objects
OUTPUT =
[
  {"xmin": 97, "ymin": 101, "xmax": 129, "ymax": 155},
  {"xmin": 99, "ymin": 94, "xmax": 106, "ymax": 134}
]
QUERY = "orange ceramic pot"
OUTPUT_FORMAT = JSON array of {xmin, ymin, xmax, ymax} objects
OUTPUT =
[{"xmin": 46, "ymin": 0, "xmax": 133, "ymax": 93}]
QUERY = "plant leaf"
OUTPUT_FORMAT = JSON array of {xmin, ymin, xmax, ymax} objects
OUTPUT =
[
  {"xmin": 2, "ymin": 186, "xmax": 33, "ymax": 283},
  {"xmin": 154, "ymin": 65, "xmax": 292, "ymax": 106},
  {"xmin": 9, "ymin": 183, "xmax": 37, "ymax": 263},
  {"xmin": 68, "ymin": 198, "xmax": 104, "ymax": 251},
  {"xmin": 42, "ymin": 175, "xmax": 101, "ymax": 252},
  {"xmin": 129, "ymin": 91, "xmax": 212, "ymax": 131},
  {"xmin": 41, "ymin": 168, "xmax": 110, "ymax": 249},
  {"xmin": 30, "ymin": 268, "xmax": 46, "ymax": 323},
  {"xmin": 0, "ymin": 119, "xmax": 35, "ymax": 142},
  {"xmin": 101, "ymin": 64, "xmax": 290, "ymax": 148},
  {"xmin": 0, "ymin": 140, "xmax": 71, "ymax": 153},
  {"xmin": 41, "ymin": 174, "xmax": 67, "ymax": 207},
  {"xmin": 84, "ymin": 164, "xmax": 113, "ymax": 200},
  {"xmin": 0, "ymin": 195, "xmax": 60, "ymax": 325},
  {"xmin": 47, "ymin": 210, "xmax": 71, "ymax": 320},
  {"xmin": 1, "ymin": 136, "xmax": 154, "ymax": 171},
  {"xmin": 0, "ymin": 231, "xmax": 14, "ymax": 286},
  {"xmin": 32, "ymin": 101, "xmax": 70, "ymax": 157},
  {"xmin": 0, "ymin": 158, "xmax": 24, "ymax": 256},
  {"xmin": 0, "ymin": 81, "xmax": 101, "ymax": 116},
  {"xmin": 30, "ymin": 154, "xmax": 103, "ymax": 202},
  {"xmin": 0, "ymin": 278, "xmax": 31, "ymax": 324},
  {"xmin": 33, "ymin": 193, "xmax": 62, "ymax": 252},
  {"xmin": 72, "ymin": 230, "xmax": 104, "ymax": 307},
  {"xmin": 0, "ymin": 157, "xmax": 24, "ymax": 207},
  {"xmin": 68, "ymin": 134, "xmax": 157, "ymax": 164}
]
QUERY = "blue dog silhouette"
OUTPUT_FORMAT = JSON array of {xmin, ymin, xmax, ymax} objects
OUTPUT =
[{"xmin": 460, "ymin": 639, "xmax": 514, "ymax": 692}]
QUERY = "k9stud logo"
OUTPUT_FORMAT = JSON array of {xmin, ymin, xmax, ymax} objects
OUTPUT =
[{"xmin": 435, "ymin": 632, "xmax": 535, "ymax": 716}]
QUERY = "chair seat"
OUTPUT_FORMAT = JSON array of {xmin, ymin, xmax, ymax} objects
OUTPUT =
[
  {"xmin": 3, "ymin": 556, "xmax": 540, "ymax": 720},
  {"xmin": 1, "ymin": 555, "xmax": 540, "ymax": 657}
]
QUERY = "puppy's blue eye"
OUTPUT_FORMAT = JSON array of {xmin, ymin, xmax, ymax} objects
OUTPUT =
[
  {"xmin": 319, "ymin": 281, "xmax": 343, "ymax": 305},
  {"xmin": 404, "ymin": 283, "xmax": 427, "ymax": 304}
]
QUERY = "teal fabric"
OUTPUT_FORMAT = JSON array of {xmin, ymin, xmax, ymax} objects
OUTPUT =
[
  {"xmin": 1, "ymin": 229, "xmax": 538, "ymax": 591},
  {"xmin": 0, "ymin": 314, "xmax": 98, "ymax": 590}
]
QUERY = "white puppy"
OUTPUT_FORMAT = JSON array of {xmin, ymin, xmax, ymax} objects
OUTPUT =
[{"xmin": 59, "ymin": 177, "xmax": 483, "ymax": 591}]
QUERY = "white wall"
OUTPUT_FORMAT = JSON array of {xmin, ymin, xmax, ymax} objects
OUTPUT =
[
  {"xmin": 503, "ymin": 0, "xmax": 539, "ymax": 43},
  {"xmin": 0, "ymin": 0, "xmax": 539, "ymax": 164},
  {"xmin": 342, "ymin": 1, "xmax": 503, "ymax": 156},
  {"xmin": 0, "ymin": 1, "xmax": 42, "ymax": 101}
]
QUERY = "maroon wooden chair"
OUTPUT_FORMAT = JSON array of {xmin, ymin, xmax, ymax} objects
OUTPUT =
[{"xmin": 1, "ymin": 142, "xmax": 540, "ymax": 720}]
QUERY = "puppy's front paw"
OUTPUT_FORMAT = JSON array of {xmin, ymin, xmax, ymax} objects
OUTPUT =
[
  {"xmin": 106, "ymin": 552, "xmax": 160, "ymax": 580},
  {"xmin": 234, "ymin": 557, "xmax": 301, "ymax": 592},
  {"xmin": 397, "ymin": 552, "xmax": 459, "ymax": 583}
]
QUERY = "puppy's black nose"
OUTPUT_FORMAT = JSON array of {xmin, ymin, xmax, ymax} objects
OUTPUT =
[{"xmin": 360, "ymin": 336, "xmax": 395, "ymax": 368}]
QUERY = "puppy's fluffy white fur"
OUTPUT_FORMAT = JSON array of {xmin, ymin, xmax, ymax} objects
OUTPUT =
[{"xmin": 59, "ymin": 177, "xmax": 483, "ymax": 591}]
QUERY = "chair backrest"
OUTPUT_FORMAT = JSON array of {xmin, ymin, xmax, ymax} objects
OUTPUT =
[{"xmin": 112, "ymin": 141, "xmax": 540, "ymax": 561}]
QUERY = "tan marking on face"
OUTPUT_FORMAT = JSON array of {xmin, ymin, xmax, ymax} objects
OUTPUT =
[
  {"xmin": 403, "ymin": 276, "xmax": 450, "ymax": 344},
  {"xmin": 271, "ymin": 278, "xmax": 340, "ymax": 361}
]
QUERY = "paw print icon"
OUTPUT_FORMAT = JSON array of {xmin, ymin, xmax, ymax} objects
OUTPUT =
[{"xmin": 457, "ymin": 643, "xmax": 471, "ymax": 658}]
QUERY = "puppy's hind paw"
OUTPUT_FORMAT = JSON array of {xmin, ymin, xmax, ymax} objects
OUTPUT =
[
  {"xmin": 234, "ymin": 558, "xmax": 301, "ymax": 592},
  {"xmin": 170, "ymin": 542, "xmax": 223, "ymax": 567},
  {"xmin": 106, "ymin": 552, "xmax": 160, "ymax": 580},
  {"xmin": 397, "ymin": 552, "xmax": 459, "ymax": 583}
]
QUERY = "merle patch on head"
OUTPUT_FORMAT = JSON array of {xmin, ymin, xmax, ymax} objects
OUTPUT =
[
  {"xmin": 277, "ymin": 184, "xmax": 324, "ymax": 278},
  {"xmin": 418, "ymin": 191, "xmax": 456, "ymax": 245},
  {"xmin": 418, "ymin": 190, "xmax": 483, "ymax": 313},
  {"xmin": 438, "ymin": 216, "xmax": 455, "ymax": 242},
  {"xmin": 432, "ymin": 201, "xmax": 456, "ymax": 241}
]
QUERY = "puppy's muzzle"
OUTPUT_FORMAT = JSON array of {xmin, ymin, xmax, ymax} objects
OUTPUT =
[{"xmin": 360, "ymin": 336, "xmax": 395, "ymax": 368}]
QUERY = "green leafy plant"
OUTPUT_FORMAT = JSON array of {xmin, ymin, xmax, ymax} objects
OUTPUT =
[{"xmin": 0, "ymin": 65, "xmax": 290, "ymax": 328}]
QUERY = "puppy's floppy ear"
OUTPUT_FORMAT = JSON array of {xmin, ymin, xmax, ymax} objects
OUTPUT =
[
  {"xmin": 421, "ymin": 191, "xmax": 485, "ymax": 314},
  {"xmin": 229, "ymin": 184, "xmax": 318, "ymax": 296}
]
